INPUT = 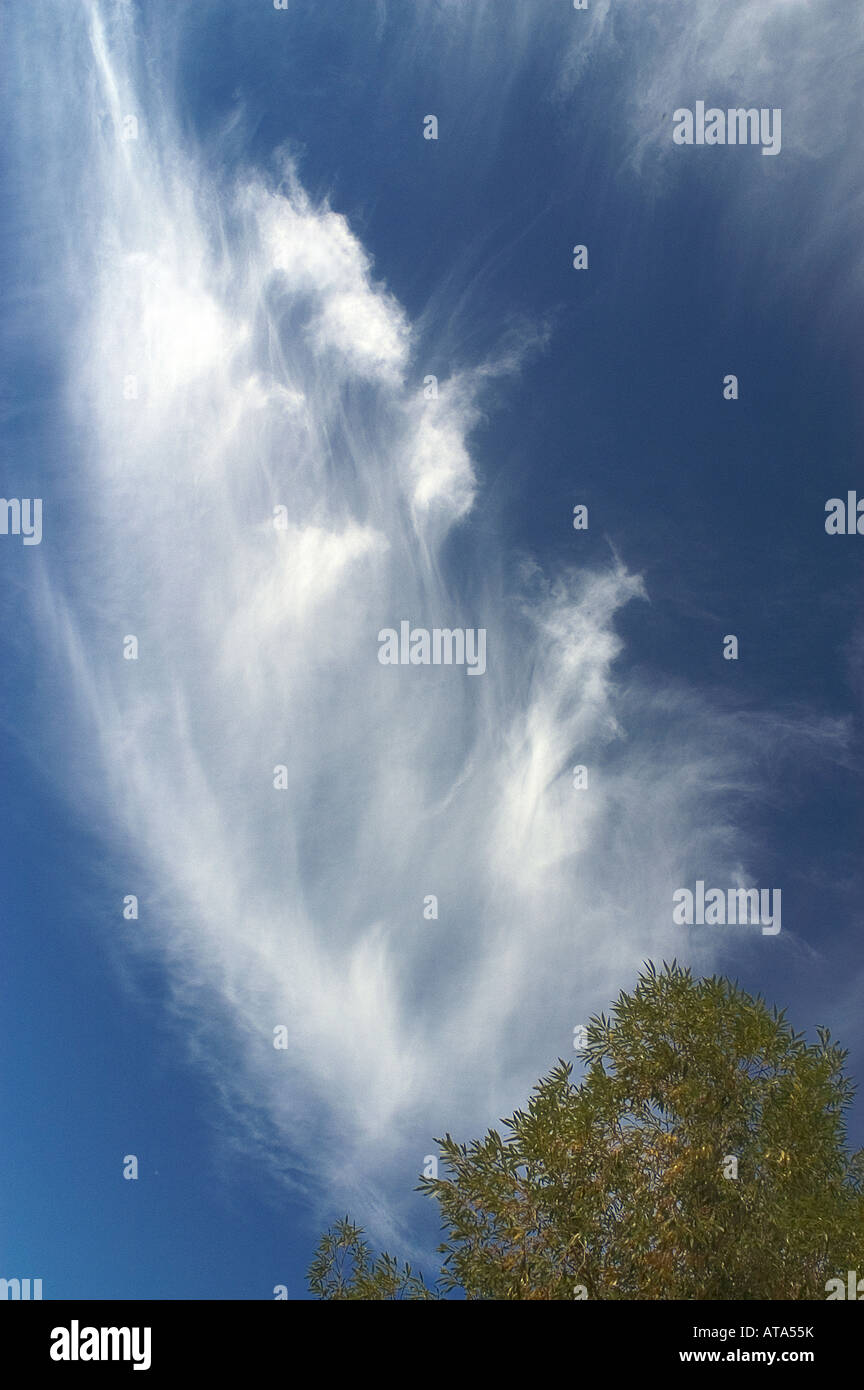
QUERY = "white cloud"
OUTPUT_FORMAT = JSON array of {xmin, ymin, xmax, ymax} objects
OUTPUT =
[
  {"xmin": 560, "ymin": 0, "xmax": 863, "ymax": 161},
  {"xmin": 259, "ymin": 182, "xmax": 411, "ymax": 381}
]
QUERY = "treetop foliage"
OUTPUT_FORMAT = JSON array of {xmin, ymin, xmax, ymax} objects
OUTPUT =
[{"xmin": 308, "ymin": 962, "xmax": 864, "ymax": 1300}]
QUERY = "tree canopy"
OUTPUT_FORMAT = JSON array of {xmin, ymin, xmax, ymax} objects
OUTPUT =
[{"xmin": 308, "ymin": 962, "xmax": 864, "ymax": 1300}]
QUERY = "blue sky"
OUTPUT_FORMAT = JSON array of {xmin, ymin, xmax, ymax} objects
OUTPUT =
[{"xmin": 2, "ymin": 0, "xmax": 863, "ymax": 1299}]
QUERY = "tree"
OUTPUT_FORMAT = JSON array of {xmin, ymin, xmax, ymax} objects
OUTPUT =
[
  {"xmin": 306, "ymin": 1219, "xmax": 439, "ymax": 1301},
  {"xmin": 308, "ymin": 962, "xmax": 864, "ymax": 1299}
]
